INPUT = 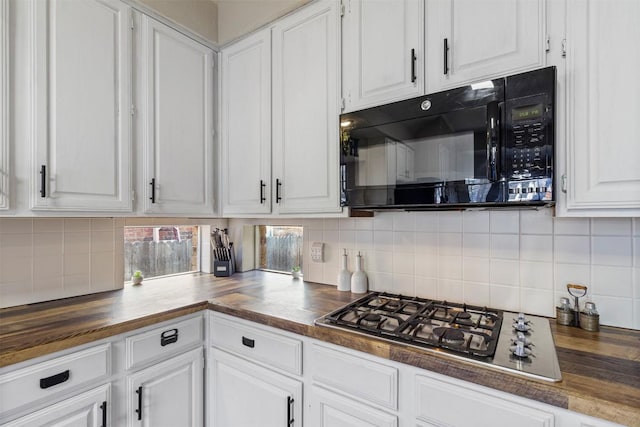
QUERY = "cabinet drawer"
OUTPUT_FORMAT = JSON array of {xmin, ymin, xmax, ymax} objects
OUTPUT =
[
  {"xmin": 126, "ymin": 315, "xmax": 203, "ymax": 370},
  {"xmin": 0, "ymin": 343, "xmax": 110, "ymax": 415},
  {"xmin": 209, "ymin": 314, "xmax": 302, "ymax": 375},
  {"xmin": 310, "ymin": 343, "xmax": 398, "ymax": 411}
]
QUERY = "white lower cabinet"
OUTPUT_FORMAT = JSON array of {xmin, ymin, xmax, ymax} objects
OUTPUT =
[
  {"xmin": 3, "ymin": 384, "xmax": 110, "ymax": 427},
  {"xmin": 209, "ymin": 348, "xmax": 302, "ymax": 427},
  {"xmin": 125, "ymin": 347, "xmax": 203, "ymax": 427},
  {"xmin": 309, "ymin": 385, "xmax": 397, "ymax": 427}
]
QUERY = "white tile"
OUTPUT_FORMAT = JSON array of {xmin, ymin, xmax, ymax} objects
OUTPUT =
[
  {"xmin": 339, "ymin": 230, "xmax": 356, "ymax": 251},
  {"xmin": 374, "ymin": 231, "xmax": 394, "ymax": 251},
  {"xmin": 64, "ymin": 231, "xmax": 91, "ymax": 254},
  {"xmin": 33, "ymin": 275, "xmax": 63, "ymax": 293},
  {"xmin": 322, "ymin": 259, "xmax": 340, "ymax": 285},
  {"xmin": 439, "ymin": 255, "xmax": 462, "ymax": 280},
  {"xmin": 462, "ymin": 211, "xmax": 489, "ymax": 233},
  {"xmin": 438, "ymin": 279, "xmax": 463, "ymax": 301},
  {"xmin": 393, "ymin": 251, "xmax": 414, "ymax": 275},
  {"xmin": 339, "ymin": 218, "xmax": 356, "ymax": 231},
  {"xmin": 91, "ymin": 253, "xmax": 114, "ymax": 290},
  {"xmin": 307, "ymin": 229, "xmax": 323, "ymax": 243},
  {"xmin": 520, "ymin": 235, "xmax": 552, "ymax": 262},
  {"xmin": 373, "ymin": 213, "xmax": 394, "ymax": 231},
  {"xmin": 0, "ymin": 282, "xmax": 33, "ymax": 308},
  {"xmin": 554, "ymin": 235, "xmax": 590, "ymax": 264},
  {"xmin": 634, "ymin": 268, "xmax": 640, "ymax": 299},
  {"xmin": 490, "ymin": 259, "xmax": 519, "ymax": 286},
  {"xmin": 323, "ymin": 218, "xmax": 339, "ymax": 231},
  {"xmin": 554, "ymin": 263, "xmax": 591, "ymax": 295},
  {"xmin": 34, "ymin": 255, "xmax": 63, "ymax": 279},
  {"xmin": 520, "ymin": 209, "xmax": 553, "ymax": 235},
  {"xmin": 490, "ymin": 285, "xmax": 520, "ymax": 311},
  {"xmin": 92, "ymin": 231, "xmax": 114, "ymax": 253},
  {"xmin": 63, "ymin": 275, "xmax": 91, "ymax": 296},
  {"xmin": 322, "ymin": 230, "xmax": 339, "ymax": 247},
  {"xmin": 634, "ymin": 299, "xmax": 640, "ymax": 330},
  {"xmin": 34, "ymin": 218, "xmax": 64, "ymax": 233},
  {"xmin": 414, "ymin": 252, "xmax": 438, "ymax": 278},
  {"xmin": 591, "ymin": 236, "xmax": 632, "ymax": 267},
  {"xmin": 415, "ymin": 212, "xmax": 438, "ymax": 232},
  {"xmin": 0, "ymin": 218, "xmax": 33, "ymax": 234},
  {"xmin": 306, "ymin": 261, "xmax": 324, "ymax": 284},
  {"xmin": 355, "ymin": 230, "xmax": 374, "ymax": 253},
  {"xmin": 368, "ymin": 272, "xmax": 393, "ymax": 293},
  {"xmin": 305, "ymin": 219, "xmax": 324, "ymax": 231},
  {"xmin": 0, "ymin": 233, "xmax": 33, "ymax": 258},
  {"xmin": 553, "ymin": 217, "xmax": 590, "ymax": 235},
  {"xmin": 633, "ymin": 238, "xmax": 640, "ymax": 267},
  {"xmin": 438, "ymin": 212, "xmax": 462, "ymax": 233},
  {"xmin": 393, "ymin": 212, "xmax": 415, "ymax": 231},
  {"xmin": 392, "ymin": 274, "xmax": 415, "ymax": 296},
  {"xmin": 592, "ymin": 265, "xmax": 633, "ymax": 298},
  {"xmin": 393, "ymin": 231, "xmax": 415, "ymax": 252},
  {"xmin": 63, "ymin": 253, "xmax": 91, "ymax": 276},
  {"xmin": 594, "ymin": 296, "xmax": 633, "ymax": 328},
  {"xmin": 354, "ymin": 218, "xmax": 373, "ymax": 230},
  {"xmin": 370, "ymin": 251, "xmax": 393, "ymax": 273},
  {"xmin": 438, "ymin": 233, "xmax": 462, "ymax": 256},
  {"xmin": 520, "ymin": 289, "xmax": 554, "ymax": 317},
  {"xmin": 415, "ymin": 232, "xmax": 438, "ymax": 255},
  {"xmin": 0, "ymin": 256, "xmax": 33, "ymax": 283},
  {"xmin": 592, "ymin": 218, "xmax": 632, "ymax": 236},
  {"xmin": 462, "ymin": 233, "xmax": 490, "ymax": 258},
  {"xmin": 64, "ymin": 218, "xmax": 92, "ymax": 232},
  {"xmin": 519, "ymin": 261, "xmax": 553, "ymax": 290},
  {"xmin": 490, "ymin": 211, "xmax": 519, "ymax": 234},
  {"xmin": 415, "ymin": 277, "xmax": 437, "ymax": 299},
  {"xmin": 91, "ymin": 218, "xmax": 115, "ymax": 231},
  {"xmin": 463, "ymin": 282, "xmax": 491, "ymax": 307},
  {"xmin": 490, "ymin": 234, "xmax": 519, "ymax": 260},
  {"xmin": 462, "ymin": 257, "xmax": 490, "ymax": 283}
]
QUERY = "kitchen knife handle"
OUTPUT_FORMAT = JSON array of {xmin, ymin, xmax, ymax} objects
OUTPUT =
[
  {"xmin": 135, "ymin": 386, "xmax": 143, "ymax": 421},
  {"xmin": 410, "ymin": 48, "xmax": 417, "ymax": 83},
  {"xmin": 287, "ymin": 396, "xmax": 295, "ymax": 426},
  {"xmin": 39, "ymin": 165, "xmax": 46, "ymax": 198},
  {"xmin": 260, "ymin": 180, "xmax": 266, "ymax": 204},
  {"xmin": 276, "ymin": 179, "xmax": 282, "ymax": 203},
  {"xmin": 443, "ymin": 38, "xmax": 449, "ymax": 75},
  {"xmin": 149, "ymin": 178, "xmax": 156, "ymax": 203},
  {"xmin": 100, "ymin": 401, "xmax": 107, "ymax": 427}
]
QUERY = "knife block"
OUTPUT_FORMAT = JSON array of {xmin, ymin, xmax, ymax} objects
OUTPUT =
[{"xmin": 213, "ymin": 260, "xmax": 234, "ymax": 277}]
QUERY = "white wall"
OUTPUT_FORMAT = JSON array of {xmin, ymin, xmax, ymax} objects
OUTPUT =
[{"xmin": 297, "ymin": 211, "xmax": 640, "ymax": 330}]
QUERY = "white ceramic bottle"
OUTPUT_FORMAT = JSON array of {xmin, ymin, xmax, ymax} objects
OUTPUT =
[
  {"xmin": 337, "ymin": 249, "xmax": 351, "ymax": 291},
  {"xmin": 350, "ymin": 251, "xmax": 368, "ymax": 294}
]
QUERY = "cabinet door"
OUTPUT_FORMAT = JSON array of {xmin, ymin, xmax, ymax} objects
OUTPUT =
[
  {"xmin": 126, "ymin": 347, "xmax": 203, "ymax": 427},
  {"xmin": 3, "ymin": 384, "xmax": 110, "ymax": 427},
  {"xmin": 426, "ymin": 0, "xmax": 546, "ymax": 92},
  {"xmin": 309, "ymin": 385, "xmax": 398, "ymax": 427},
  {"xmin": 220, "ymin": 29, "xmax": 272, "ymax": 216},
  {"xmin": 140, "ymin": 15, "xmax": 214, "ymax": 215},
  {"xmin": 209, "ymin": 348, "xmax": 302, "ymax": 427},
  {"xmin": 0, "ymin": 0, "xmax": 8, "ymax": 210},
  {"xmin": 31, "ymin": 0, "xmax": 133, "ymax": 212},
  {"xmin": 272, "ymin": 0, "xmax": 342, "ymax": 214},
  {"xmin": 342, "ymin": 0, "xmax": 424, "ymax": 112},
  {"xmin": 561, "ymin": 0, "xmax": 640, "ymax": 215}
]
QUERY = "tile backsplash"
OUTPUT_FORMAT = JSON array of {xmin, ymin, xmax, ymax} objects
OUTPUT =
[{"xmin": 301, "ymin": 211, "xmax": 640, "ymax": 330}]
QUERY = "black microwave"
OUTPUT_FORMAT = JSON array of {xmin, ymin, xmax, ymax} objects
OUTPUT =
[{"xmin": 339, "ymin": 66, "xmax": 556, "ymax": 210}]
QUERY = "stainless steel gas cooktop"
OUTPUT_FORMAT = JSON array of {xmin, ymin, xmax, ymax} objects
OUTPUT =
[{"xmin": 315, "ymin": 292, "xmax": 562, "ymax": 382}]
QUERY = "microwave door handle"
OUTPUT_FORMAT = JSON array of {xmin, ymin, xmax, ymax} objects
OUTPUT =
[{"xmin": 486, "ymin": 101, "xmax": 500, "ymax": 181}]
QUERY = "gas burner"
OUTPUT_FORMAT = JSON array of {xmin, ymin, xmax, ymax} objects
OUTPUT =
[
  {"xmin": 361, "ymin": 313, "xmax": 382, "ymax": 324},
  {"xmin": 384, "ymin": 300, "xmax": 400, "ymax": 310},
  {"xmin": 456, "ymin": 312, "xmax": 472, "ymax": 320},
  {"xmin": 433, "ymin": 327, "xmax": 465, "ymax": 343}
]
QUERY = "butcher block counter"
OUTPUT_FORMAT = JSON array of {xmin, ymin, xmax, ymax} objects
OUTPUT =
[{"xmin": 1, "ymin": 271, "xmax": 638, "ymax": 425}]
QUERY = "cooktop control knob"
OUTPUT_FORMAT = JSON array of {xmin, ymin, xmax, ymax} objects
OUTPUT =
[
  {"xmin": 513, "ymin": 331, "xmax": 533, "ymax": 347},
  {"xmin": 510, "ymin": 340, "xmax": 533, "ymax": 358}
]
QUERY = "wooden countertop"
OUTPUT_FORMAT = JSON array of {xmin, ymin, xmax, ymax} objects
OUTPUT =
[{"xmin": 1, "ymin": 271, "xmax": 638, "ymax": 425}]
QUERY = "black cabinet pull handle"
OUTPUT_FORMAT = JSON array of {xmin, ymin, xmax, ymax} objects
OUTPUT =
[
  {"xmin": 39, "ymin": 165, "xmax": 46, "ymax": 198},
  {"xmin": 276, "ymin": 179, "xmax": 282, "ymax": 203},
  {"xmin": 443, "ymin": 38, "xmax": 449, "ymax": 75},
  {"xmin": 410, "ymin": 48, "xmax": 417, "ymax": 83},
  {"xmin": 100, "ymin": 401, "xmax": 107, "ymax": 427},
  {"xmin": 149, "ymin": 178, "xmax": 156, "ymax": 203},
  {"xmin": 40, "ymin": 370, "xmax": 69, "ymax": 389},
  {"xmin": 135, "ymin": 386, "xmax": 143, "ymax": 421},
  {"xmin": 287, "ymin": 396, "xmax": 294, "ymax": 426},
  {"xmin": 242, "ymin": 336, "xmax": 255, "ymax": 348},
  {"xmin": 160, "ymin": 328, "xmax": 179, "ymax": 346},
  {"xmin": 486, "ymin": 100, "xmax": 500, "ymax": 182},
  {"xmin": 260, "ymin": 180, "xmax": 266, "ymax": 204}
]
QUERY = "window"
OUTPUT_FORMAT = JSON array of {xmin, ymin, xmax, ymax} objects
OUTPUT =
[
  {"xmin": 124, "ymin": 226, "xmax": 199, "ymax": 281},
  {"xmin": 256, "ymin": 226, "xmax": 303, "ymax": 274}
]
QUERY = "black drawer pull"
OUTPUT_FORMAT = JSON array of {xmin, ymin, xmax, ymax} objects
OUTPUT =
[
  {"xmin": 100, "ymin": 401, "xmax": 107, "ymax": 427},
  {"xmin": 40, "ymin": 370, "xmax": 70, "ymax": 389},
  {"xmin": 135, "ymin": 386, "xmax": 143, "ymax": 420},
  {"xmin": 242, "ymin": 336, "xmax": 255, "ymax": 348},
  {"xmin": 287, "ymin": 396, "xmax": 295, "ymax": 426},
  {"xmin": 160, "ymin": 328, "xmax": 179, "ymax": 346}
]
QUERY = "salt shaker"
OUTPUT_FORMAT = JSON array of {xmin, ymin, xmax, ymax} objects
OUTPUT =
[
  {"xmin": 556, "ymin": 297, "xmax": 574, "ymax": 326},
  {"xmin": 579, "ymin": 301, "xmax": 600, "ymax": 332}
]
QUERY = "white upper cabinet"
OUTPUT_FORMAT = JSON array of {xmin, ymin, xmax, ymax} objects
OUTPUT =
[
  {"xmin": 139, "ymin": 15, "xmax": 215, "ymax": 215},
  {"xmin": 341, "ymin": 0, "xmax": 424, "ymax": 112},
  {"xmin": 31, "ymin": 0, "xmax": 133, "ymax": 212},
  {"xmin": 559, "ymin": 0, "xmax": 640, "ymax": 216},
  {"xmin": 426, "ymin": 0, "xmax": 547, "ymax": 93},
  {"xmin": 0, "ymin": 0, "xmax": 8, "ymax": 210},
  {"xmin": 272, "ymin": 0, "xmax": 342, "ymax": 214},
  {"xmin": 221, "ymin": 29, "xmax": 272, "ymax": 216}
]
